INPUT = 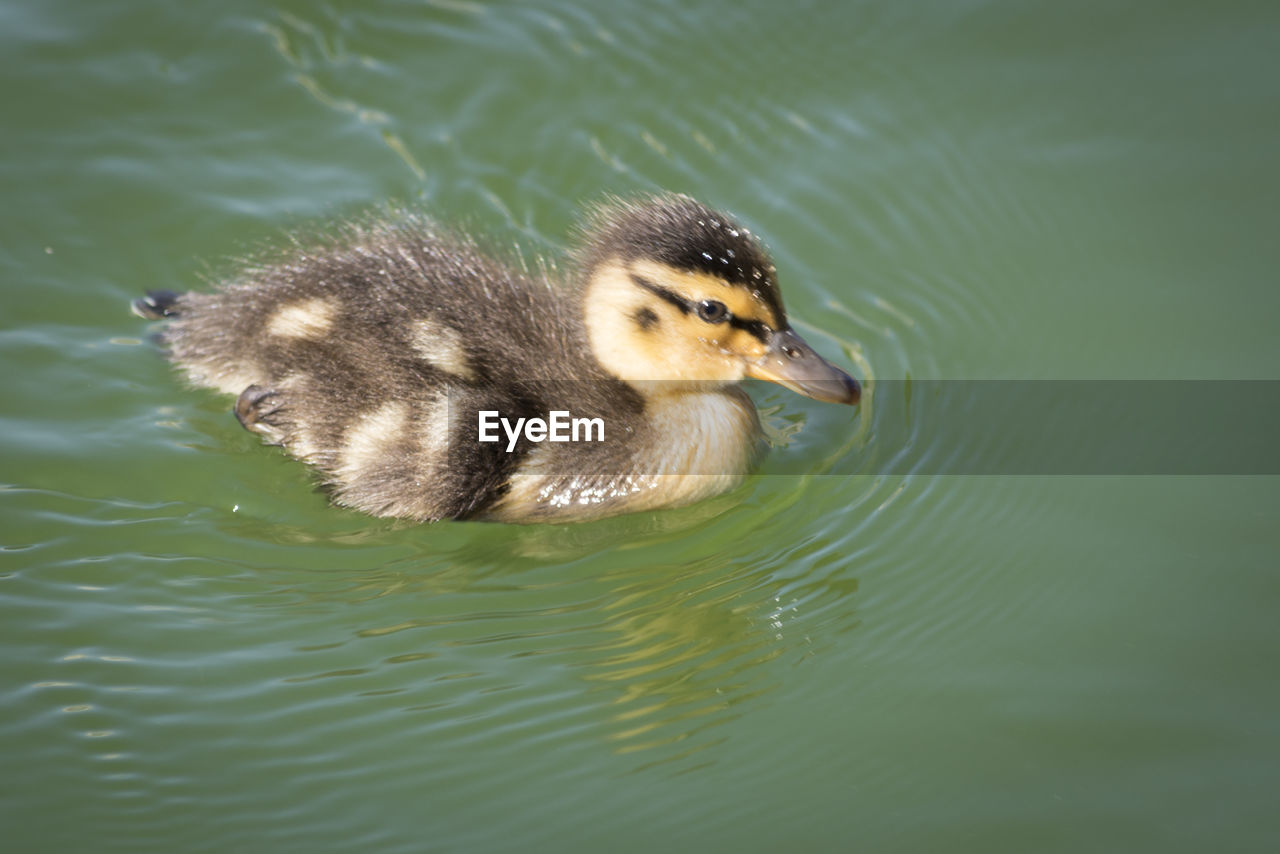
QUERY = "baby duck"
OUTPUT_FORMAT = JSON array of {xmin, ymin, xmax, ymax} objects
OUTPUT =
[{"xmin": 134, "ymin": 194, "xmax": 860, "ymax": 523}]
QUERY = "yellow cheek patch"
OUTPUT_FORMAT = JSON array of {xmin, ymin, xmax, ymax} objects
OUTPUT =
[
  {"xmin": 684, "ymin": 324, "xmax": 766, "ymax": 361},
  {"xmin": 728, "ymin": 329, "xmax": 767, "ymax": 360},
  {"xmin": 584, "ymin": 258, "xmax": 774, "ymax": 384}
]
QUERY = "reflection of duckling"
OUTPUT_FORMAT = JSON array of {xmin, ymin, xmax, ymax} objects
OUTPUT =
[{"xmin": 134, "ymin": 194, "xmax": 859, "ymax": 523}]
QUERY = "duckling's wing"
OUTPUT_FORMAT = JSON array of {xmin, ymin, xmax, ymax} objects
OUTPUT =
[{"xmin": 154, "ymin": 215, "xmax": 587, "ymax": 520}]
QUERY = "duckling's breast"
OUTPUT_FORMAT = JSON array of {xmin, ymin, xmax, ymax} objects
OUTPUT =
[{"xmin": 486, "ymin": 387, "xmax": 762, "ymax": 522}]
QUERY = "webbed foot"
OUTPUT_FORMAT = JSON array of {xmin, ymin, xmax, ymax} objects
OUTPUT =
[{"xmin": 235, "ymin": 385, "xmax": 288, "ymax": 445}]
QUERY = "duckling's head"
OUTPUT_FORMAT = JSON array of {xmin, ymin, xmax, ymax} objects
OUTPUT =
[{"xmin": 576, "ymin": 194, "xmax": 860, "ymax": 404}]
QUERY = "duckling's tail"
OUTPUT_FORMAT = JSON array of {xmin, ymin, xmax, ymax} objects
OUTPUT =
[{"xmin": 131, "ymin": 289, "xmax": 181, "ymax": 320}]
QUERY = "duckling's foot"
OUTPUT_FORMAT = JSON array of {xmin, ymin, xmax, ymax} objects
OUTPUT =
[{"xmin": 235, "ymin": 385, "xmax": 287, "ymax": 445}]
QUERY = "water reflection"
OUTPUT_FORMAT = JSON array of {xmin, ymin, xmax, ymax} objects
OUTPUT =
[
  {"xmin": 231, "ymin": 505, "xmax": 865, "ymax": 768},
  {"xmin": 585, "ymin": 554, "xmax": 801, "ymax": 760}
]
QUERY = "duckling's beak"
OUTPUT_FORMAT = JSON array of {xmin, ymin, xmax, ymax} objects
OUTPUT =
[{"xmin": 746, "ymin": 328, "xmax": 861, "ymax": 405}]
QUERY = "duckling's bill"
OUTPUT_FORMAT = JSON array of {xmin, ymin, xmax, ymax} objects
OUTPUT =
[{"xmin": 746, "ymin": 328, "xmax": 861, "ymax": 405}]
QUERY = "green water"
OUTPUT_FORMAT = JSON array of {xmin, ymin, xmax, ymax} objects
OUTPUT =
[{"xmin": 3, "ymin": 0, "xmax": 1278, "ymax": 851}]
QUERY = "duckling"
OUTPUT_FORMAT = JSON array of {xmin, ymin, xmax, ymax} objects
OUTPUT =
[{"xmin": 133, "ymin": 194, "xmax": 860, "ymax": 523}]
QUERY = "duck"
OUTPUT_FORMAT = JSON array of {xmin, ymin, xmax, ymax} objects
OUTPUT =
[{"xmin": 133, "ymin": 193, "xmax": 860, "ymax": 523}]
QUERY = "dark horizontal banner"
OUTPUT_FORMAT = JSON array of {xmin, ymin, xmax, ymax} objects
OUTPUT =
[
  {"xmin": 823, "ymin": 380, "xmax": 1280, "ymax": 476},
  {"xmin": 439, "ymin": 381, "xmax": 1280, "ymax": 476}
]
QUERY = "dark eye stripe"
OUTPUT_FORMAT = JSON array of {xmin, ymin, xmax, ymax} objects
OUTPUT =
[
  {"xmin": 629, "ymin": 272, "xmax": 773, "ymax": 342},
  {"xmin": 629, "ymin": 274, "xmax": 692, "ymax": 315},
  {"xmin": 728, "ymin": 316, "xmax": 772, "ymax": 343}
]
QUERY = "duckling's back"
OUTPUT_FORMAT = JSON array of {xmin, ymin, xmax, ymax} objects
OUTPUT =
[{"xmin": 151, "ymin": 215, "xmax": 635, "ymax": 520}]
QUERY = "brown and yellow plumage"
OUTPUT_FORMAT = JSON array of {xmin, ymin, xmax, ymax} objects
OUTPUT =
[{"xmin": 134, "ymin": 194, "xmax": 859, "ymax": 523}]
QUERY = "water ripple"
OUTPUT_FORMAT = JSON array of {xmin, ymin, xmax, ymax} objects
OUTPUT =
[{"xmin": 10, "ymin": 0, "xmax": 1259, "ymax": 848}]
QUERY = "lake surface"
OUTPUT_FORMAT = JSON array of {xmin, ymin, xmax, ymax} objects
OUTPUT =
[{"xmin": 2, "ymin": 1, "xmax": 1278, "ymax": 851}]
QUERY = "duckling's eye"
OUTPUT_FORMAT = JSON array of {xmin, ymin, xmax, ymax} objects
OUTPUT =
[{"xmin": 696, "ymin": 299, "xmax": 729, "ymax": 324}]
